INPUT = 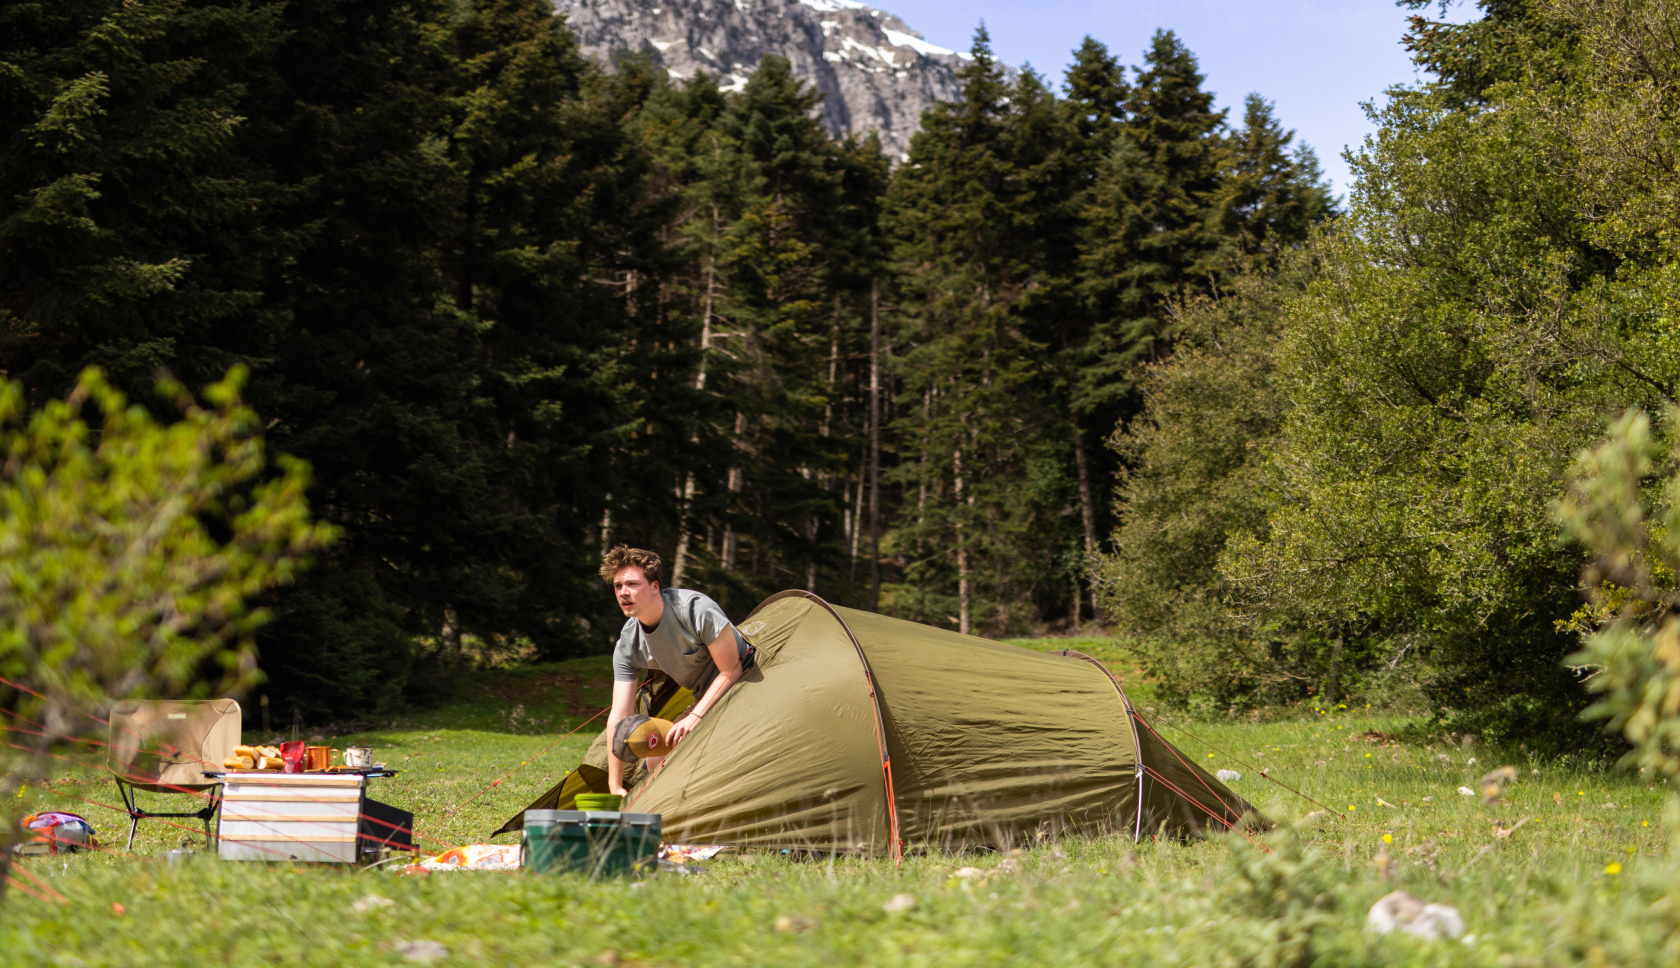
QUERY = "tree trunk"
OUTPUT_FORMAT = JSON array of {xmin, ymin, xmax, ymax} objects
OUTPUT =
[
  {"xmin": 599, "ymin": 497, "xmax": 613, "ymax": 555},
  {"xmin": 671, "ymin": 473, "xmax": 696, "ymax": 588},
  {"xmin": 954, "ymin": 444, "xmax": 970, "ymax": 635},
  {"xmin": 1324, "ymin": 635, "xmax": 1346, "ymax": 705},
  {"xmin": 869, "ymin": 278, "xmax": 883, "ymax": 611},
  {"xmin": 722, "ymin": 411, "xmax": 744, "ymax": 570},
  {"xmin": 916, "ymin": 385, "xmax": 931, "ymax": 552},
  {"xmin": 849, "ymin": 462, "xmax": 865, "ymax": 578},
  {"xmin": 1072, "ymin": 417, "xmax": 1100, "ymax": 621},
  {"xmin": 672, "ymin": 218, "xmax": 719, "ymax": 588}
]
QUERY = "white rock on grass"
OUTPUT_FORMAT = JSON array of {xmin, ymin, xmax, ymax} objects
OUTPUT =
[
  {"xmin": 1217, "ymin": 769, "xmax": 1242, "ymax": 782},
  {"xmin": 391, "ymin": 940, "xmax": 448, "ymax": 963},
  {"xmin": 1458, "ymin": 786, "xmax": 1476, "ymax": 796},
  {"xmin": 954, "ymin": 867, "xmax": 984, "ymax": 879},
  {"xmin": 882, "ymin": 893, "xmax": 916, "ymax": 914},
  {"xmin": 1367, "ymin": 891, "xmax": 1466, "ymax": 941},
  {"xmin": 350, "ymin": 894, "xmax": 394, "ymax": 914}
]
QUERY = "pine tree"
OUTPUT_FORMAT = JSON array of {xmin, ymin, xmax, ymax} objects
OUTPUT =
[
  {"xmin": 1203, "ymin": 95, "xmax": 1336, "ymax": 274},
  {"xmin": 429, "ymin": 0, "xmax": 668, "ymax": 658},
  {"xmin": 1077, "ymin": 30, "xmax": 1227, "ymax": 410},
  {"xmin": 0, "ymin": 0, "xmax": 289, "ymax": 392},
  {"xmin": 1054, "ymin": 37, "xmax": 1131, "ymax": 622},
  {"xmin": 707, "ymin": 57, "xmax": 850, "ymax": 597},
  {"xmin": 885, "ymin": 29, "xmax": 1063, "ymax": 634}
]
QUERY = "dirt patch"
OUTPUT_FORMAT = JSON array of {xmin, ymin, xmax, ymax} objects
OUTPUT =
[
  {"xmin": 1354, "ymin": 730, "xmax": 1401, "ymax": 746},
  {"xmin": 479, "ymin": 672, "xmax": 610, "ymax": 714}
]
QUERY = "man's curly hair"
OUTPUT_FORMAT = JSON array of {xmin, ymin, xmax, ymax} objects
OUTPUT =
[{"xmin": 599, "ymin": 544, "xmax": 662, "ymax": 586}]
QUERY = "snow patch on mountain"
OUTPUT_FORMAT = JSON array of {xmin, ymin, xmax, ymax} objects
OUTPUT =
[{"xmin": 554, "ymin": 0, "xmax": 968, "ymax": 158}]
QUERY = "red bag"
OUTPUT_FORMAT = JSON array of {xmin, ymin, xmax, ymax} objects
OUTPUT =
[{"xmin": 280, "ymin": 740, "xmax": 307, "ymax": 774}]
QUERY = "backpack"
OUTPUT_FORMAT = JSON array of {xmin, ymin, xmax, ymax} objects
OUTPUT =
[{"xmin": 16, "ymin": 811, "xmax": 98, "ymax": 855}]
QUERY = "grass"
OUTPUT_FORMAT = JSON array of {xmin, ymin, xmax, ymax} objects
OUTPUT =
[{"xmin": 3, "ymin": 639, "xmax": 1674, "ymax": 966}]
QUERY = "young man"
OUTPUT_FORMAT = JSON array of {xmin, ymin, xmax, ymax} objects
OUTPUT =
[{"xmin": 601, "ymin": 545, "xmax": 752, "ymax": 797}]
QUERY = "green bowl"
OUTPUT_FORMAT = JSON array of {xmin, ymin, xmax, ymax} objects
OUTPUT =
[{"xmin": 575, "ymin": 793, "xmax": 623, "ymax": 811}]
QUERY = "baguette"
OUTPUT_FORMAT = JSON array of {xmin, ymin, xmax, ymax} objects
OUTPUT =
[
  {"xmin": 234, "ymin": 745, "xmax": 257, "ymax": 759},
  {"xmin": 256, "ymin": 745, "xmax": 281, "ymax": 759},
  {"xmin": 222, "ymin": 755, "xmax": 255, "ymax": 770}
]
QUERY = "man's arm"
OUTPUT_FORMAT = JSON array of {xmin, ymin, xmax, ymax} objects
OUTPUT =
[
  {"xmin": 664, "ymin": 628, "xmax": 743, "ymax": 749},
  {"xmin": 605, "ymin": 678, "xmax": 639, "ymax": 797}
]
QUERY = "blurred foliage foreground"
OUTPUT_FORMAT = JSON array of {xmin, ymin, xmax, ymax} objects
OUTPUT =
[{"xmin": 0, "ymin": 366, "xmax": 333, "ymax": 890}]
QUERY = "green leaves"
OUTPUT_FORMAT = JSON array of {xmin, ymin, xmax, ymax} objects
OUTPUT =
[
  {"xmin": 1557, "ymin": 409, "xmax": 1680, "ymax": 778},
  {"xmin": 0, "ymin": 364, "xmax": 332, "ymax": 798}
]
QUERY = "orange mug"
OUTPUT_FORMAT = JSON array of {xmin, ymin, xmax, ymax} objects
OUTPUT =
[{"xmin": 303, "ymin": 746, "xmax": 336, "ymax": 772}]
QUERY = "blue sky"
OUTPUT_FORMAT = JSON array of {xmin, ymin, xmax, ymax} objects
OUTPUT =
[{"xmin": 878, "ymin": 0, "xmax": 1478, "ymax": 198}]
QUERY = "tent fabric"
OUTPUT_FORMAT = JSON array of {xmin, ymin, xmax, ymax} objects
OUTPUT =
[
  {"xmin": 499, "ymin": 591, "xmax": 1258, "ymax": 853},
  {"xmin": 108, "ymin": 699, "xmax": 242, "ymax": 791},
  {"xmin": 491, "ymin": 676, "xmax": 696, "ymax": 838}
]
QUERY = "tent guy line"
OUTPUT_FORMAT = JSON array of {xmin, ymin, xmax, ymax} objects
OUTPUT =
[
  {"xmin": 416, "ymin": 705, "xmax": 609, "ymax": 841},
  {"xmin": 1146, "ymin": 711, "xmax": 1388, "ymax": 820}
]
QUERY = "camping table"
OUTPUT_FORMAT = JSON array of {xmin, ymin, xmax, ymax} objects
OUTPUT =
[{"xmin": 204, "ymin": 770, "xmax": 408, "ymax": 864}]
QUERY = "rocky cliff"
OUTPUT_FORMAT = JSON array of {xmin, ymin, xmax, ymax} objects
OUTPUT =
[{"xmin": 554, "ymin": 0, "xmax": 968, "ymax": 159}]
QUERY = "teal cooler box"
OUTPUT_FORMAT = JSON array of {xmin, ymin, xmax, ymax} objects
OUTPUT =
[{"xmin": 523, "ymin": 809, "xmax": 660, "ymax": 877}]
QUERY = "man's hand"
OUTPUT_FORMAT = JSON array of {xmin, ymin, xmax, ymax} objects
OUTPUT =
[
  {"xmin": 608, "ymin": 781, "xmax": 628, "ymax": 797},
  {"xmin": 665, "ymin": 712, "xmax": 702, "ymax": 749}
]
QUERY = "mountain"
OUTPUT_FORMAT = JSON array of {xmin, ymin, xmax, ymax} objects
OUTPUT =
[{"xmin": 554, "ymin": 0, "xmax": 968, "ymax": 159}]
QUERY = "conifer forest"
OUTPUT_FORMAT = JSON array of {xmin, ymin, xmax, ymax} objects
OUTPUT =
[{"xmin": 10, "ymin": 0, "xmax": 1675, "ymax": 751}]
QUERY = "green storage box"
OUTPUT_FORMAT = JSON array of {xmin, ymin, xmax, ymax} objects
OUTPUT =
[{"xmin": 523, "ymin": 809, "xmax": 660, "ymax": 877}]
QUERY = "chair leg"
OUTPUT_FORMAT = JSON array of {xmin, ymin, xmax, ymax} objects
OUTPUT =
[{"xmin": 127, "ymin": 816, "xmax": 139, "ymax": 851}]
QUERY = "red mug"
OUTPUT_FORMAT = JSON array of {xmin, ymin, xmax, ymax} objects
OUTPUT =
[{"xmin": 280, "ymin": 740, "xmax": 307, "ymax": 774}]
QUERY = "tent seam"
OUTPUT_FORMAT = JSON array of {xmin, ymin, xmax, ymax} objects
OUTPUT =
[{"xmin": 743, "ymin": 590, "xmax": 903, "ymax": 862}]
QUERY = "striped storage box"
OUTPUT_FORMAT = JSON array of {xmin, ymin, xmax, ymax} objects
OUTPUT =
[{"xmin": 217, "ymin": 773, "xmax": 364, "ymax": 863}]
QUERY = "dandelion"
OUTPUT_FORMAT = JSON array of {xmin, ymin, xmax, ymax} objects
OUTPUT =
[
  {"xmin": 1382, "ymin": 834, "xmax": 1393, "ymax": 844},
  {"xmin": 1642, "ymin": 820, "xmax": 1649, "ymax": 827},
  {"xmin": 1365, "ymin": 753, "xmax": 1372, "ymax": 758},
  {"xmin": 1605, "ymin": 863, "xmax": 1622, "ymax": 875},
  {"xmin": 1348, "ymin": 805, "xmax": 1357, "ymax": 812}
]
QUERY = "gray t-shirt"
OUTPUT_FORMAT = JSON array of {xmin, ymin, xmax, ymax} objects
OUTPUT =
[{"xmin": 612, "ymin": 588, "xmax": 749, "ymax": 694}]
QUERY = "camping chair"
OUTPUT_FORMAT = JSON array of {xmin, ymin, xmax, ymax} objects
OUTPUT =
[{"xmin": 108, "ymin": 699, "xmax": 242, "ymax": 850}]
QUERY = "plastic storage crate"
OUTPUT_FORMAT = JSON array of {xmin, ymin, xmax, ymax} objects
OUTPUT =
[{"xmin": 524, "ymin": 809, "xmax": 660, "ymax": 877}]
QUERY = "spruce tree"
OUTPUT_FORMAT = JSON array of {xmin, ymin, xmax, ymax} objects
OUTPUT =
[
  {"xmin": 1203, "ymin": 95, "xmax": 1336, "ymax": 274},
  {"xmin": 885, "ymin": 29, "xmax": 1062, "ymax": 634},
  {"xmin": 1054, "ymin": 37, "xmax": 1131, "ymax": 621},
  {"xmin": 1077, "ymin": 29, "xmax": 1226, "ymax": 409}
]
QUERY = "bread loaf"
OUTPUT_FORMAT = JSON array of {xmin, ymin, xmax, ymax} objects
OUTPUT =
[
  {"xmin": 222, "ymin": 755, "xmax": 255, "ymax": 770},
  {"xmin": 234, "ymin": 745, "xmax": 257, "ymax": 759}
]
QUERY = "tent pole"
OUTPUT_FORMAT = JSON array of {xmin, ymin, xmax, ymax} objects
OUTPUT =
[
  {"xmin": 1049, "ymin": 649, "xmax": 1148, "ymax": 844},
  {"xmin": 742, "ymin": 589, "xmax": 903, "ymax": 862}
]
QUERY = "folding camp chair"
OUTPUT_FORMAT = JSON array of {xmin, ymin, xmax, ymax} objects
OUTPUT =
[{"xmin": 108, "ymin": 699, "xmax": 242, "ymax": 850}]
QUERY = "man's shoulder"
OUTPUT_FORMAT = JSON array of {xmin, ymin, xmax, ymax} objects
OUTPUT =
[
  {"xmin": 662, "ymin": 587, "xmax": 721, "ymax": 610},
  {"xmin": 614, "ymin": 616, "xmax": 640, "ymax": 648}
]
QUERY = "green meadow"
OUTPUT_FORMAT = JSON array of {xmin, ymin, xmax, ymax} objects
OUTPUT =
[{"xmin": 3, "ymin": 643, "xmax": 1672, "ymax": 967}]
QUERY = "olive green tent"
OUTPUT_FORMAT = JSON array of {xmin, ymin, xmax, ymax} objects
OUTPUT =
[{"xmin": 496, "ymin": 591, "xmax": 1258, "ymax": 854}]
